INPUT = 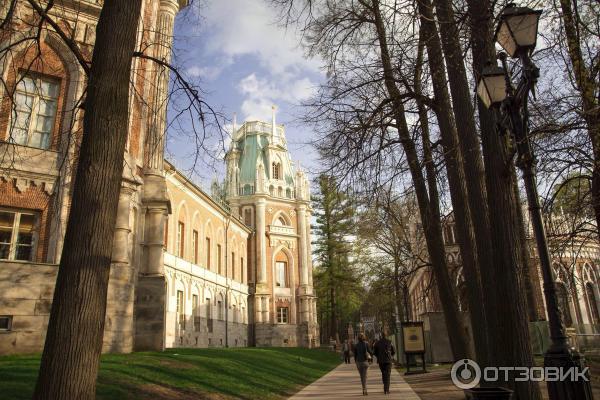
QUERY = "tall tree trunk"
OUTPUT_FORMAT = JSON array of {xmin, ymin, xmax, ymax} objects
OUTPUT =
[
  {"xmin": 559, "ymin": 0, "xmax": 600, "ymax": 239},
  {"xmin": 432, "ymin": 0, "xmax": 499, "ymax": 363},
  {"xmin": 330, "ymin": 284, "xmax": 339, "ymax": 342},
  {"xmin": 417, "ymin": 0, "xmax": 486, "ymax": 363},
  {"xmin": 372, "ymin": 0, "xmax": 471, "ymax": 360},
  {"xmin": 403, "ymin": 283, "xmax": 411, "ymax": 322},
  {"xmin": 394, "ymin": 262, "xmax": 403, "ymax": 322},
  {"xmin": 466, "ymin": 1, "xmax": 541, "ymax": 398},
  {"xmin": 33, "ymin": 1, "xmax": 143, "ymax": 399}
]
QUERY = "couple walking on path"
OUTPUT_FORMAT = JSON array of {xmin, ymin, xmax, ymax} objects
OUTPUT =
[{"xmin": 353, "ymin": 332, "xmax": 395, "ymax": 396}]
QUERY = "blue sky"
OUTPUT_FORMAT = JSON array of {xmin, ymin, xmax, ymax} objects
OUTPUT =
[{"xmin": 166, "ymin": 0, "xmax": 324, "ymax": 187}]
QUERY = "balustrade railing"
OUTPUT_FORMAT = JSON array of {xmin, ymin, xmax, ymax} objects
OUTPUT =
[{"xmin": 268, "ymin": 225, "xmax": 295, "ymax": 235}]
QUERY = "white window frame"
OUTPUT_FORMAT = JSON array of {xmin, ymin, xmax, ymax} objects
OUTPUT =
[
  {"xmin": 0, "ymin": 208, "xmax": 39, "ymax": 261},
  {"xmin": 8, "ymin": 74, "xmax": 59, "ymax": 150},
  {"xmin": 176, "ymin": 221, "xmax": 184, "ymax": 258},
  {"xmin": 231, "ymin": 251, "xmax": 235, "ymax": 280},
  {"xmin": 277, "ymin": 307, "xmax": 289, "ymax": 324},
  {"xmin": 243, "ymin": 207, "xmax": 254, "ymax": 227},
  {"xmin": 192, "ymin": 294, "xmax": 200, "ymax": 332},
  {"xmin": 192, "ymin": 229, "xmax": 199, "ymax": 264},
  {"xmin": 241, "ymin": 257, "xmax": 245, "ymax": 284},
  {"xmin": 176, "ymin": 290, "xmax": 185, "ymax": 330},
  {"xmin": 276, "ymin": 261, "xmax": 287, "ymax": 288}
]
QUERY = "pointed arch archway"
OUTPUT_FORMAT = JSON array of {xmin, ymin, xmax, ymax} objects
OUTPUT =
[{"xmin": 271, "ymin": 244, "xmax": 295, "ymax": 289}]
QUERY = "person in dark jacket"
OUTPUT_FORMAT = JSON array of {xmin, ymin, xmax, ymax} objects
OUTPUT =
[
  {"xmin": 343, "ymin": 339, "xmax": 351, "ymax": 364},
  {"xmin": 352, "ymin": 333, "xmax": 373, "ymax": 395},
  {"xmin": 373, "ymin": 331, "xmax": 395, "ymax": 394}
]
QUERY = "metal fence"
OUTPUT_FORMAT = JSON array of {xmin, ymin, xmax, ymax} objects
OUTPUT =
[{"xmin": 530, "ymin": 321, "xmax": 600, "ymax": 355}]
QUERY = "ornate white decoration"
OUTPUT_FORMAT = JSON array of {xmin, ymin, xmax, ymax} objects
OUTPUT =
[
  {"xmin": 2, "ymin": 174, "xmax": 57, "ymax": 195},
  {"xmin": 269, "ymin": 238, "xmax": 295, "ymax": 249},
  {"xmin": 15, "ymin": 178, "xmax": 30, "ymax": 193}
]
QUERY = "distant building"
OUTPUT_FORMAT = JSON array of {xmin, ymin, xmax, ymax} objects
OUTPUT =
[
  {"xmin": 224, "ymin": 112, "xmax": 319, "ymax": 347},
  {"xmin": 408, "ymin": 210, "xmax": 600, "ymax": 331},
  {"xmin": 0, "ymin": 0, "xmax": 318, "ymax": 354}
]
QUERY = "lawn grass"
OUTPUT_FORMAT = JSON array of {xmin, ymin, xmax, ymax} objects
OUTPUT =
[{"xmin": 0, "ymin": 347, "xmax": 341, "ymax": 400}]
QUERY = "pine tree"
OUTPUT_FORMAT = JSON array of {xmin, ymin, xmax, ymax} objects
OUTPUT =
[{"xmin": 312, "ymin": 174, "xmax": 361, "ymax": 343}]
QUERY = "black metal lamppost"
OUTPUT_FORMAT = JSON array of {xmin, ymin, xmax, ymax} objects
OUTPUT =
[{"xmin": 476, "ymin": 4, "xmax": 593, "ymax": 400}]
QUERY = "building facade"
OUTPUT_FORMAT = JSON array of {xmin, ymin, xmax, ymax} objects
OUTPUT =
[
  {"xmin": 0, "ymin": 0, "xmax": 318, "ymax": 354},
  {"xmin": 224, "ymin": 112, "xmax": 319, "ymax": 347},
  {"xmin": 408, "ymin": 211, "xmax": 600, "ymax": 333}
]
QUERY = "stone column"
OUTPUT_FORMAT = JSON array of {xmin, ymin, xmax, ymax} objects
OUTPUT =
[
  {"xmin": 256, "ymin": 198, "xmax": 267, "ymax": 285},
  {"xmin": 112, "ymin": 186, "xmax": 134, "ymax": 263},
  {"xmin": 290, "ymin": 297, "xmax": 296, "ymax": 325},
  {"xmin": 135, "ymin": 0, "xmax": 187, "ymax": 353},
  {"xmin": 298, "ymin": 298, "xmax": 305, "ymax": 324},
  {"xmin": 145, "ymin": 207, "xmax": 168, "ymax": 275},
  {"xmin": 297, "ymin": 205, "xmax": 308, "ymax": 286},
  {"xmin": 256, "ymin": 295, "xmax": 263, "ymax": 323},
  {"xmin": 142, "ymin": 0, "xmax": 185, "ymax": 274},
  {"xmin": 104, "ymin": 184, "xmax": 137, "ymax": 352},
  {"xmin": 306, "ymin": 210, "xmax": 314, "ymax": 287},
  {"xmin": 262, "ymin": 296, "xmax": 270, "ymax": 323},
  {"xmin": 146, "ymin": 0, "xmax": 180, "ymax": 171}
]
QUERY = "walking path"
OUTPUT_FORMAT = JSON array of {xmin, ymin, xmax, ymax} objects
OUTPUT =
[{"xmin": 289, "ymin": 362, "xmax": 422, "ymax": 399}]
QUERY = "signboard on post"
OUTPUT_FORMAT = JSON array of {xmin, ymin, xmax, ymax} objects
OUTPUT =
[
  {"xmin": 402, "ymin": 322, "xmax": 425, "ymax": 353},
  {"xmin": 401, "ymin": 321, "xmax": 426, "ymax": 374}
]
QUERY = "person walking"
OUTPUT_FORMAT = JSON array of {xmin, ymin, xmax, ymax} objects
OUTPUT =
[
  {"xmin": 373, "ymin": 331, "xmax": 395, "ymax": 394},
  {"xmin": 343, "ymin": 340, "xmax": 351, "ymax": 364},
  {"xmin": 352, "ymin": 333, "xmax": 373, "ymax": 396}
]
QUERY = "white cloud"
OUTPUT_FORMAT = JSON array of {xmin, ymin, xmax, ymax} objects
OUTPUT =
[
  {"xmin": 186, "ymin": 0, "xmax": 323, "ymax": 126},
  {"xmin": 198, "ymin": 0, "xmax": 321, "ymax": 76},
  {"xmin": 237, "ymin": 73, "xmax": 317, "ymax": 120},
  {"xmin": 187, "ymin": 65, "xmax": 222, "ymax": 80}
]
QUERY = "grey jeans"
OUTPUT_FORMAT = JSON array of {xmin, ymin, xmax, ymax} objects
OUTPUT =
[{"xmin": 356, "ymin": 361, "xmax": 369, "ymax": 389}]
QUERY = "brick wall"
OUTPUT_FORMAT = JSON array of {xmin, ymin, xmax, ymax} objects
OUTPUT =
[
  {"xmin": 0, "ymin": 178, "xmax": 53, "ymax": 263},
  {"xmin": 0, "ymin": 41, "xmax": 72, "ymax": 152}
]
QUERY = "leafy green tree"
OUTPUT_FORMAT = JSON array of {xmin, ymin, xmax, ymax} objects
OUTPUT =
[{"xmin": 312, "ymin": 174, "xmax": 363, "ymax": 343}]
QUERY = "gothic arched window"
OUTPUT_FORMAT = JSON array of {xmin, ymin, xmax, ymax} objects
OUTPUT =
[
  {"xmin": 586, "ymin": 283, "xmax": 600, "ymax": 325},
  {"xmin": 272, "ymin": 162, "xmax": 281, "ymax": 180},
  {"xmin": 276, "ymin": 261, "xmax": 288, "ymax": 287},
  {"xmin": 556, "ymin": 283, "xmax": 573, "ymax": 327}
]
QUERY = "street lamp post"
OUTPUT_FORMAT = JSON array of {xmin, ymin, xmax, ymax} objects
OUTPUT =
[{"xmin": 476, "ymin": 4, "xmax": 593, "ymax": 400}]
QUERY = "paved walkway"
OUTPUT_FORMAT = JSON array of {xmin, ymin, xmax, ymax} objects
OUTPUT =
[{"xmin": 289, "ymin": 363, "xmax": 422, "ymax": 399}]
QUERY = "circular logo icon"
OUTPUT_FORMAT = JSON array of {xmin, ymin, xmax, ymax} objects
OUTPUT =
[{"xmin": 451, "ymin": 359, "xmax": 481, "ymax": 389}]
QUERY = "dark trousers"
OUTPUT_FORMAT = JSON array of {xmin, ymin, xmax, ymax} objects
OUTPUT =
[
  {"xmin": 379, "ymin": 363, "xmax": 392, "ymax": 393},
  {"xmin": 344, "ymin": 351, "xmax": 351, "ymax": 364}
]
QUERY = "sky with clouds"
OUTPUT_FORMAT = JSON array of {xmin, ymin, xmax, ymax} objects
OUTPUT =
[{"xmin": 167, "ymin": 0, "xmax": 324, "ymax": 186}]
